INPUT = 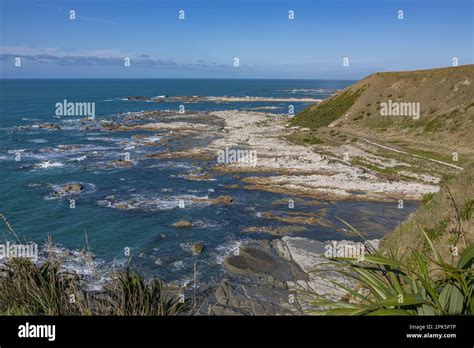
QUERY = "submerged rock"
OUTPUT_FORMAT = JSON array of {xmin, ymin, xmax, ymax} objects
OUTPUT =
[
  {"xmin": 182, "ymin": 173, "xmax": 215, "ymax": 181},
  {"xmin": 63, "ymin": 183, "xmax": 83, "ymax": 193},
  {"xmin": 114, "ymin": 203, "xmax": 130, "ymax": 210},
  {"xmin": 191, "ymin": 243, "xmax": 205, "ymax": 255},
  {"xmin": 126, "ymin": 96, "xmax": 149, "ymax": 101},
  {"xmin": 52, "ymin": 183, "xmax": 83, "ymax": 197},
  {"xmin": 191, "ymin": 195, "xmax": 234, "ymax": 205},
  {"xmin": 100, "ymin": 122, "xmax": 122, "ymax": 131},
  {"xmin": 107, "ymin": 159, "xmax": 134, "ymax": 168},
  {"xmin": 173, "ymin": 220, "xmax": 193, "ymax": 228},
  {"xmin": 208, "ymin": 195, "xmax": 233, "ymax": 205},
  {"xmin": 39, "ymin": 123, "xmax": 61, "ymax": 131}
]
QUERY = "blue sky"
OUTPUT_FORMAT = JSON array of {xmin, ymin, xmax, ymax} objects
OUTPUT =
[{"xmin": 0, "ymin": 0, "xmax": 472, "ymax": 79}]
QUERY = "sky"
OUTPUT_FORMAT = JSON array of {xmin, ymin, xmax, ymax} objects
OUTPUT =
[{"xmin": 0, "ymin": 0, "xmax": 473, "ymax": 79}]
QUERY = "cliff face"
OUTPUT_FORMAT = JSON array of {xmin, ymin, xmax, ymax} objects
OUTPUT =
[{"xmin": 292, "ymin": 65, "xmax": 474, "ymax": 150}]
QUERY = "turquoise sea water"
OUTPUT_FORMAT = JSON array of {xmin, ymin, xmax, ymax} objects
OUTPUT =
[{"xmin": 0, "ymin": 79, "xmax": 417, "ymax": 286}]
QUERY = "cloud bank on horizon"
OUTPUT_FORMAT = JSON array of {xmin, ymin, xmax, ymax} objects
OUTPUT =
[{"xmin": 0, "ymin": 0, "xmax": 472, "ymax": 79}]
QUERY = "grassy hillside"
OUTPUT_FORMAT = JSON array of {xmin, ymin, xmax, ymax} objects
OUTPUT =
[
  {"xmin": 291, "ymin": 65, "xmax": 474, "ymax": 262},
  {"xmin": 292, "ymin": 89, "xmax": 364, "ymax": 129},
  {"xmin": 383, "ymin": 163, "xmax": 474, "ymax": 263},
  {"xmin": 292, "ymin": 65, "xmax": 474, "ymax": 151}
]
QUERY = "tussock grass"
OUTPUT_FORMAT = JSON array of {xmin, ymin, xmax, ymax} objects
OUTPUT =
[
  {"xmin": 0, "ymin": 217, "xmax": 191, "ymax": 316},
  {"xmin": 97, "ymin": 269, "xmax": 190, "ymax": 316},
  {"xmin": 383, "ymin": 163, "xmax": 474, "ymax": 262},
  {"xmin": 0, "ymin": 258, "xmax": 86, "ymax": 315},
  {"xmin": 0, "ymin": 253, "xmax": 190, "ymax": 316}
]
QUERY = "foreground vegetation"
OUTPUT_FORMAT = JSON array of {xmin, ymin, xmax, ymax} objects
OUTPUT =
[
  {"xmin": 0, "ymin": 258, "xmax": 190, "ymax": 315},
  {"xmin": 383, "ymin": 163, "xmax": 474, "ymax": 262},
  {"xmin": 307, "ymin": 226, "xmax": 473, "ymax": 315}
]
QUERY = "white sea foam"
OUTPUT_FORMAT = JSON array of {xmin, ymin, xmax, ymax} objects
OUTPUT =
[
  {"xmin": 179, "ymin": 242, "xmax": 193, "ymax": 253},
  {"xmin": 171, "ymin": 260, "xmax": 185, "ymax": 272},
  {"xmin": 42, "ymin": 144, "xmax": 119, "ymax": 155},
  {"xmin": 97, "ymin": 193, "xmax": 209, "ymax": 211},
  {"xmin": 69, "ymin": 155, "xmax": 88, "ymax": 162},
  {"xmin": 35, "ymin": 244, "xmax": 111, "ymax": 291},
  {"xmin": 142, "ymin": 136, "xmax": 161, "ymax": 142},
  {"xmin": 28, "ymin": 139, "xmax": 49, "ymax": 144},
  {"xmin": 35, "ymin": 160, "xmax": 64, "ymax": 169},
  {"xmin": 214, "ymin": 239, "xmax": 245, "ymax": 264},
  {"xmin": 7, "ymin": 149, "xmax": 26, "ymax": 154},
  {"xmin": 147, "ymin": 161, "xmax": 194, "ymax": 170},
  {"xmin": 192, "ymin": 219, "xmax": 220, "ymax": 229},
  {"xmin": 85, "ymin": 136, "xmax": 124, "ymax": 143},
  {"xmin": 285, "ymin": 88, "xmax": 337, "ymax": 95}
]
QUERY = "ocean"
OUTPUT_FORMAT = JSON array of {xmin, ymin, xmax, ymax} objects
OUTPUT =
[{"xmin": 0, "ymin": 78, "xmax": 417, "ymax": 287}]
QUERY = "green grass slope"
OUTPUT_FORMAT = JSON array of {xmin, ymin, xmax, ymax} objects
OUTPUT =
[{"xmin": 292, "ymin": 65, "xmax": 474, "ymax": 150}]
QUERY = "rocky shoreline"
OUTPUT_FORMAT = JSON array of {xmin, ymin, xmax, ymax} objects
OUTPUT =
[
  {"xmin": 194, "ymin": 237, "xmax": 379, "ymax": 315},
  {"xmin": 108, "ymin": 108, "xmax": 437, "ymax": 201},
  {"xmin": 0, "ymin": 235, "xmax": 376, "ymax": 315},
  {"xmin": 24, "ymin": 107, "xmax": 440, "ymax": 202},
  {"xmin": 12, "ymin": 106, "xmax": 439, "ymax": 315},
  {"xmin": 126, "ymin": 95, "xmax": 322, "ymax": 103}
]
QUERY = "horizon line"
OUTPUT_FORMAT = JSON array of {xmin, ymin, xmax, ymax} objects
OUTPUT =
[{"xmin": 0, "ymin": 77, "xmax": 359, "ymax": 82}]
